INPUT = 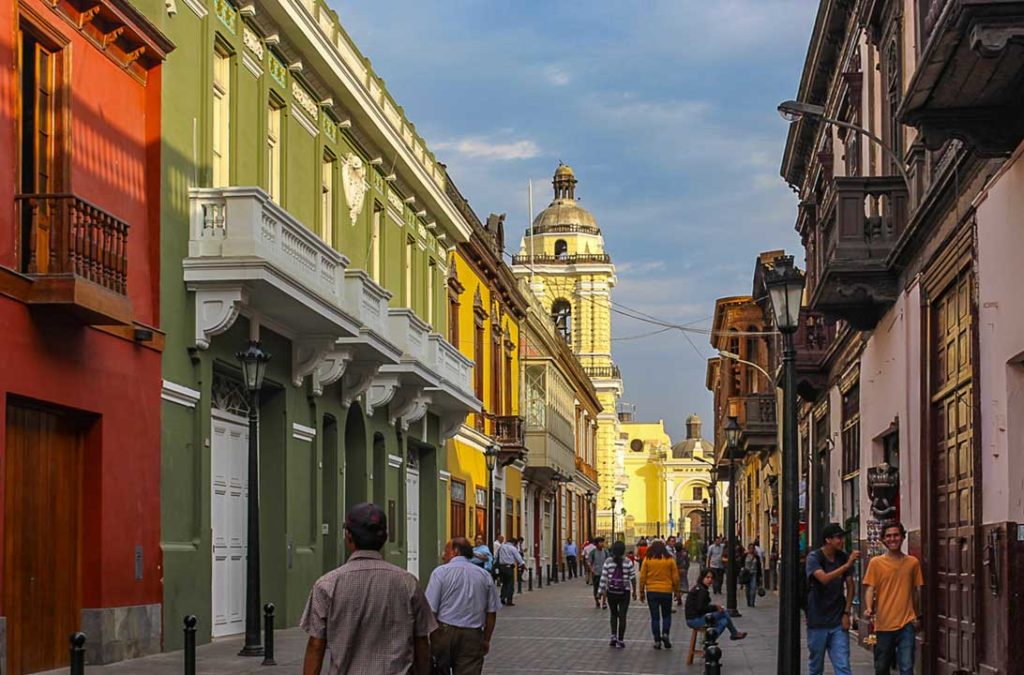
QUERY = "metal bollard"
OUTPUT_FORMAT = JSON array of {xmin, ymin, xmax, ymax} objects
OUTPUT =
[
  {"xmin": 183, "ymin": 615, "xmax": 197, "ymax": 675},
  {"xmin": 537, "ymin": 563, "xmax": 543, "ymax": 588},
  {"xmin": 517, "ymin": 567, "xmax": 523, "ymax": 594},
  {"xmin": 70, "ymin": 632, "xmax": 86, "ymax": 675},
  {"xmin": 528, "ymin": 566, "xmax": 533, "ymax": 591},
  {"xmin": 703, "ymin": 613, "xmax": 722, "ymax": 675},
  {"xmin": 561, "ymin": 562, "xmax": 566, "ymax": 581},
  {"xmin": 262, "ymin": 603, "xmax": 276, "ymax": 666}
]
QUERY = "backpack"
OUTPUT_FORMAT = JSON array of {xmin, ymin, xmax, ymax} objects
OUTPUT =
[{"xmin": 607, "ymin": 562, "xmax": 627, "ymax": 594}]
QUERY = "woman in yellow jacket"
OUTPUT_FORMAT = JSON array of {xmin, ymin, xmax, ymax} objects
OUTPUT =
[{"xmin": 638, "ymin": 540, "xmax": 681, "ymax": 649}]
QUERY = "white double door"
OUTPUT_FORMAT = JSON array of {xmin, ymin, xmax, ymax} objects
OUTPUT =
[
  {"xmin": 406, "ymin": 466, "xmax": 420, "ymax": 578},
  {"xmin": 211, "ymin": 411, "xmax": 249, "ymax": 637}
]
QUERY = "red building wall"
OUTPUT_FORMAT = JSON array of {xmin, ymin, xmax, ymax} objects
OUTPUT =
[{"xmin": 0, "ymin": 0, "xmax": 165, "ymax": 616}]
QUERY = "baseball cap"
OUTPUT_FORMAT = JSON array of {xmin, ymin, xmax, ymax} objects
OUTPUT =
[
  {"xmin": 822, "ymin": 523, "xmax": 846, "ymax": 542},
  {"xmin": 345, "ymin": 502, "xmax": 388, "ymax": 545}
]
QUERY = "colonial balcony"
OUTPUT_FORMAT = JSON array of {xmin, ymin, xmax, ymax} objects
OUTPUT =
[
  {"xmin": 739, "ymin": 393, "xmax": 778, "ymax": 454},
  {"xmin": 583, "ymin": 363, "xmax": 622, "ymax": 380},
  {"xmin": 11, "ymin": 193, "xmax": 132, "ymax": 325},
  {"xmin": 575, "ymin": 455, "xmax": 599, "ymax": 484},
  {"xmin": 902, "ymin": 0, "xmax": 1024, "ymax": 155},
  {"xmin": 510, "ymin": 253, "xmax": 611, "ymax": 265},
  {"xmin": 485, "ymin": 414, "xmax": 528, "ymax": 465},
  {"xmin": 794, "ymin": 310, "xmax": 836, "ymax": 401},
  {"xmin": 807, "ymin": 176, "xmax": 907, "ymax": 330},
  {"xmin": 185, "ymin": 186, "xmax": 361, "ymax": 347},
  {"xmin": 523, "ymin": 402, "xmax": 576, "ymax": 488}
]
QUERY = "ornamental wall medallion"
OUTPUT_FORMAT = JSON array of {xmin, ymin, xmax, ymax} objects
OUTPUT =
[{"xmin": 341, "ymin": 154, "xmax": 367, "ymax": 224}]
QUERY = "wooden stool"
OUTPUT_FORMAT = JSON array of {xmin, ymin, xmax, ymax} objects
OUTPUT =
[{"xmin": 686, "ymin": 626, "xmax": 706, "ymax": 665}]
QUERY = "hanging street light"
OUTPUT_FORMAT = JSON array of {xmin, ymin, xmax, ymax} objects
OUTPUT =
[
  {"xmin": 764, "ymin": 254, "xmax": 806, "ymax": 675},
  {"xmin": 235, "ymin": 340, "xmax": 271, "ymax": 657}
]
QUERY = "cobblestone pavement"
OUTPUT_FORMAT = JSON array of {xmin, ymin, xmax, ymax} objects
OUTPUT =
[
  {"xmin": 483, "ymin": 569, "xmax": 875, "ymax": 675},
  {"xmin": 54, "ymin": 567, "xmax": 875, "ymax": 674}
]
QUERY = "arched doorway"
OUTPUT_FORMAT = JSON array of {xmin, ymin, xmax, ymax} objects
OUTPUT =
[{"xmin": 344, "ymin": 404, "xmax": 367, "ymax": 510}]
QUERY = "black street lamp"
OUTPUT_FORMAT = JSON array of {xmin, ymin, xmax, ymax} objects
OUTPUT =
[
  {"xmin": 585, "ymin": 490, "xmax": 594, "ymax": 540},
  {"xmin": 550, "ymin": 470, "xmax": 569, "ymax": 583},
  {"xmin": 484, "ymin": 444, "xmax": 499, "ymax": 545},
  {"xmin": 765, "ymin": 254, "xmax": 806, "ymax": 675},
  {"xmin": 236, "ymin": 340, "xmax": 270, "ymax": 657},
  {"xmin": 724, "ymin": 415, "xmax": 742, "ymax": 618},
  {"xmin": 701, "ymin": 497, "xmax": 710, "ymax": 543},
  {"xmin": 610, "ymin": 496, "xmax": 617, "ymax": 541}
]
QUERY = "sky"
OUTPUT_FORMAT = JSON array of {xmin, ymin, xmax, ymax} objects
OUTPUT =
[{"xmin": 332, "ymin": 1, "xmax": 817, "ymax": 441}]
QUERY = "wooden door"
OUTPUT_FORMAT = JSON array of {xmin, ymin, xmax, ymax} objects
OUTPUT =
[
  {"xmin": 930, "ymin": 272, "xmax": 976, "ymax": 673},
  {"xmin": 211, "ymin": 411, "xmax": 248, "ymax": 637},
  {"xmin": 4, "ymin": 401, "xmax": 84, "ymax": 675}
]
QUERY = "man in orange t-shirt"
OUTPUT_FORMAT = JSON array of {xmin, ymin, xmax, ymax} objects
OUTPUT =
[{"xmin": 862, "ymin": 522, "xmax": 923, "ymax": 675}]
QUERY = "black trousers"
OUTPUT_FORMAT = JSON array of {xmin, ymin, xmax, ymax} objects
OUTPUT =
[
  {"xmin": 567, "ymin": 555, "xmax": 578, "ymax": 578},
  {"xmin": 608, "ymin": 592, "xmax": 630, "ymax": 640},
  {"xmin": 498, "ymin": 565, "xmax": 516, "ymax": 604},
  {"xmin": 711, "ymin": 567, "xmax": 724, "ymax": 594}
]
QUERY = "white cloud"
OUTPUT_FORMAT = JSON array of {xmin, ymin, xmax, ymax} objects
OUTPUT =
[
  {"xmin": 544, "ymin": 64, "xmax": 571, "ymax": 86},
  {"xmin": 616, "ymin": 260, "xmax": 665, "ymax": 275},
  {"xmin": 435, "ymin": 136, "xmax": 541, "ymax": 161}
]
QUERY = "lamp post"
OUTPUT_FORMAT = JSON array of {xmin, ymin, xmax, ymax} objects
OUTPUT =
[
  {"xmin": 484, "ymin": 444, "xmax": 499, "ymax": 545},
  {"xmin": 777, "ymin": 100, "xmax": 912, "ymax": 189},
  {"xmin": 236, "ymin": 340, "xmax": 270, "ymax": 657},
  {"xmin": 764, "ymin": 254, "xmax": 806, "ymax": 675},
  {"xmin": 585, "ymin": 490, "xmax": 594, "ymax": 540},
  {"xmin": 606, "ymin": 495, "xmax": 614, "ymax": 544},
  {"xmin": 694, "ymin": 456, "xmax": 719, "ymax": 541},
  {"xmin": 701, "ymin": 497, "xmax": 710, "ymax": 543},
  {"xmin": 724, "ymin": 415, "xmax": 741, "ymax": 618}
]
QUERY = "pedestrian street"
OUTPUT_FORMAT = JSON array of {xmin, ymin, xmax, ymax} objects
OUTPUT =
[{"xmin": 484, "ymin": 568, "xmax": 875, "ymax": 675}]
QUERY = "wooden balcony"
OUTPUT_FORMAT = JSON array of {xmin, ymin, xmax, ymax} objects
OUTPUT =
[
  {"xmin": 10, "ymin": 193, "xmax": 132, "ymax": 325},
  {"xmin": 794, "ymin": 310, "xmax": 836, "ymax": 401},
  {"xmin": 575, "ymin": 455, "xmax": 599, "ymax": 483},
  {"xmin": 738, "ymin": 393, "xmax": 778, "ymax": 454},
  {"xmin": 902, "ymin": 0, "xmax": 1024, "ymax": 155},
  {"xmin": 807, "ymin": 177, "xmax": 907, "ymax": 330}
]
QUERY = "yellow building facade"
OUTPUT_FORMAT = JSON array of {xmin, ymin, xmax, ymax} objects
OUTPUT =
[
  {"xmin": 618, "ymin": 414, "xmax": 671, "ymax": 542},
  {"xmin": 444, "ymin": 190, "xmax": 529, "ymax": 545},
  {"xmin": 512, "ymin": 164, "xmax": 624, "ymax": 535}
]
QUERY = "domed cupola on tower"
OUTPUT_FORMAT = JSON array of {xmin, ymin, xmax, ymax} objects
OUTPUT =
[{"xmin": 530, "ymin": 163, "xmax": 601, "ymax": 236}]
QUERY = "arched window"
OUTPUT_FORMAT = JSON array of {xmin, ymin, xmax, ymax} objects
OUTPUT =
[
  {"xmin": 554, "ymin": 239, "xmax": 568, "ymax": 259},
  {"xmin": 551, "ymin": 299, "xmax": 572, "ymax": 344}
]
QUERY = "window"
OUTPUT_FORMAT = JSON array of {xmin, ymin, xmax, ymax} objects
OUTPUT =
[
  {"xmin": 321, "ymin": 152, "xmax": 334, "ymax": 245},
  {"xmin": 266, "ymin": 100, "xmax": 282, "ymax": 202},
  {"xmin": 883, "ymin": 37, "xmax": 903, "ymax": 176},
  {"xmin": 427, "ymin": 259, "xmax": 435, "ymax": 327},
  {"xmin": 841, "ymin": 382, "xmax": 860, "ymax": 477},
  {"xmin": 370, "ymin": 204, "xmax": 382, "ymax": 282},
  {"xmin": 551, "ymin": 299, "xmax": 572, "ymax": 345},
  {"xmin": 212, "ymin": 47, "xmax": 231, "ymax": 187},
  {"xmin": 491, "ymin": 320, "xmax": 502, "ymax": 413},
  {"xmin": 554, "ymin": 239, "xmax": 568, "ymax": 258},
  {"xmin": 503, "ymin": 345, "xmax": 513, "ymax": 414},
  {"xmin": 474, "ymin": 487, "xmax": 487, "ymax": 539},
  {"xmin": 692, "ymin": 486, "xmax": 703, "ymax": 501},
  {"xmin": 474, "ymin": 318, "xmax": 485, "ymax": 401},
  {"xmin": 450, "ymin": 480, "xmax": 467, "ymax": 538},
  {"xmin": 447, "ymin": 263, "xmax": 461, "ymax": 346},
  {"xmin": 404, "ymin": 236, "xmax": 414, "ymax": 308}
]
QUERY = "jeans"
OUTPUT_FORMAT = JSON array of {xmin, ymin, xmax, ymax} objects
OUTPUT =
[
  {"xmin": 607, "ymin": 591, "xmax": 630, "ymax": 640},
  {"xmin": 686, "ymin": 609, "xmax": 737, "ymax": 638},
  {"xmin": 874, "ymin": 622, "xmax": 915, "ymax": 675},
  {"xmin": 807, "ymin": 625, "xmax": 851, "ymax": 675},
  {"xmin": 567, "ymin": 555, "xmax": 578, "ymax": 578},
  {"xmin": 745, "ymin": 576, "xmax": 758, "ymax": 607},
  {"xmin": 646, "ymin": 591, "xmax": 673, "ymax": 639}
]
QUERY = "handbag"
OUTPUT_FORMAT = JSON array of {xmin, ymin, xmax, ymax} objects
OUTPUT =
[
  {"xmin": 757, "ymin": 586, "xmax": 766, "ymax": 597},
  {"xmin": 738, "ymin": 568, "xmax": 752, "ymax": 585}
]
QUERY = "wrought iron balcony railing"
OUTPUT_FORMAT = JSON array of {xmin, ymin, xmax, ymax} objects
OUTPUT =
[
  {"xmin": 525, "ymin": 224, "xmax": 601, "ymax": 236},
  {"xmin": 583, "ymin": 364, "xmax": 621, "ymax": 379}
]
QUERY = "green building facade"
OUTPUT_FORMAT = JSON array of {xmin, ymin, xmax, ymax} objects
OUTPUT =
[{"xmin": 137, "ymin": 0, "xmax": 478, "ymax": 648}]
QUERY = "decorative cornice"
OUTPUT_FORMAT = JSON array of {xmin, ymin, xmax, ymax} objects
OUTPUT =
[
  {"xmin": 193, "ymin": 286, "xmax": 248, "ymax": 349},
  {"xmin": 292, "ymin": 423, "xmax": 316, "ymax": 442},
  {"xmin": 387, "ymin": 453, "xmax": 404, "ymax": 469},
  {"xmin": 181, "ymin": 0, "xmax": 207, "ymax": 18},
  {"xmin": 162, "ymin": 380, "xmax": 201, "ymax": 408},
  {"xmin": 241, "ymin": 51, "xmax": 263, "ymax": 79}
]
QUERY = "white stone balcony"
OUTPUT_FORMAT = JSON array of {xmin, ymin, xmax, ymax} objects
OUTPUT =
[{"xmin": 185, "ymin": 186, "xmax": 362, "ymax": 347}]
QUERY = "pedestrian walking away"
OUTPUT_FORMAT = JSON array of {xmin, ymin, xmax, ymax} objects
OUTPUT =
[
  {"xmin": 684, "ymin": 568, "xmax": 746, "ymax": 641},
  {"xmin": 674, "ymin": 541, "xmax": 690, "ymax": 605},
  {"xmin": 564, "ymin": 537, "xmax": 578, "ymax": 579},
  {"xmin": 495, "ymin": 536, "xmax": 524, "ymax": 607},
  {"xmin": 742, "ymin": 543, "xmax": 763, "ymax": 608},
  {"xmin": 587, "ymin": 537, "xmax": 610, "ymax": 608},
  {"xmin": 638, "ymin": 540, "xmax": 680, "ymax": 649},
  {"xmin": 598, "ymin": 540, "xmax": 637, "ymax": 648},
  {"xmin": 863, "ymin": 522, "xmax": 923, "ymax": 675},
  {"xmin": 300, "ymin": 502, "xmax": 435, "ymax": 675},
  {"xmin": 806, "ymin": 522, "xmax": 860, "ymax": 675},
  {"xmin": 425, "ymin": 537, "xmax": 501, "ymax": 675},
  {"xmin": 706, "ymin": 536, "xmax": 725, "ymax": 594}
]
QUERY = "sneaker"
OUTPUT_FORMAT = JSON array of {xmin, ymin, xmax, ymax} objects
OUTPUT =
[
  {"xmin": 614, "ymin": 639, "xmax": 626, "ymax": 649},
  {"xmin": 661, "ymin": 635, "xmax": 672, "ymax": 649},
  {"xmin": 609, "ymin": 636, "xmax": 617, "ymax": 647},
  {"xmin": 729, "ymin": 631, "xmax": 748, "ymax": 641},
  {"xmin": 653, "ymin": 638, "xmax": 662, "ymax": 650}
]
